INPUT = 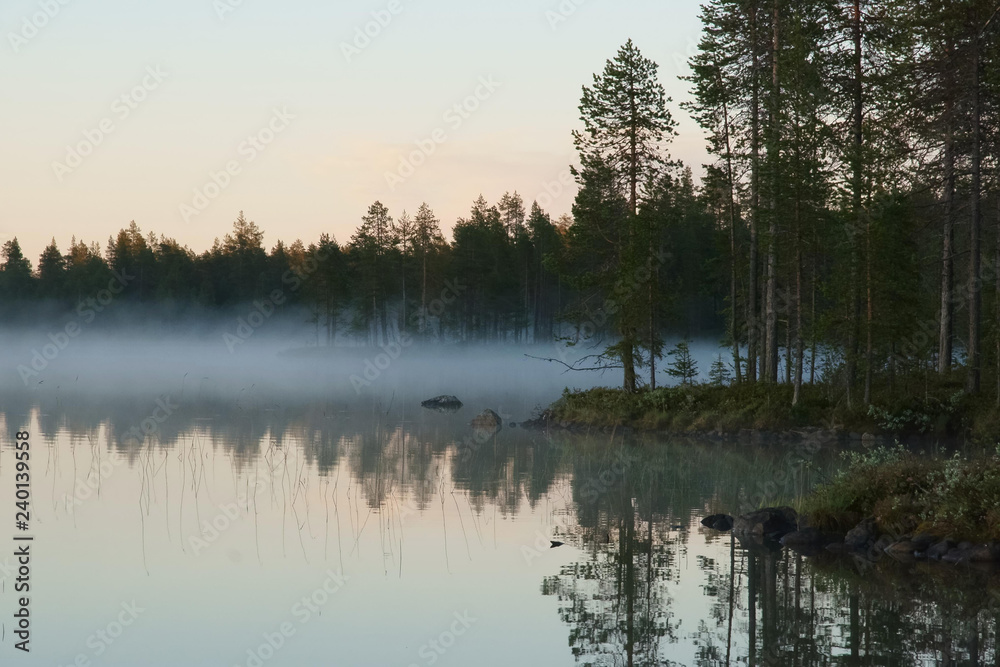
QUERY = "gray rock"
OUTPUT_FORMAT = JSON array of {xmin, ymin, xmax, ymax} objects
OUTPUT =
[
  {"xmin": 701, "ymin": 514, "xmax": 734, "ymax": 531},
  {"xmin": 781, "ymin": 528, "xmax": 839, "ymax": 548},
  {"xmin": 844, "ymin": 518, "xmax": 878, "ymax": 551},
  {"xmin": 967, "ymin": 544, "xmax": 998, "ymax": 563},
  {"xmin": 733, "ymin": 507, "xmax": 798, "ymax": 540},
  {"xmin": 927, "ymin": 539, "xmax": 956, "ymax": 560},
  {"xmin": 421, "ymin": 395, "xmax": 464, "ymax": 412},
  {"xmin": 873, "ymin": 534, "xmax": 896, "ymax": 553},
  {"xmin": 910, "ymin": 533, "xmax": 937, "ymax": 551},
  {"xmin": 943, "ymin": 548, "xmax": 972, "ymax": 564}
]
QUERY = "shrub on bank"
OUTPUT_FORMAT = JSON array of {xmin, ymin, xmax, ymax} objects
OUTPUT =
[
  {"xmin": 547, "ymin": 371, "xmax": 995, "ymax": 440},
  {"xmin": 800, "ymin": 445, "xmax": 1000, "ymax": 542}
]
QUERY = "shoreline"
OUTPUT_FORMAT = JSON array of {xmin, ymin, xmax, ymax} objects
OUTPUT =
[{"xmin": 524, "ymin": 383, "xmax": 998, "ymax": 444}]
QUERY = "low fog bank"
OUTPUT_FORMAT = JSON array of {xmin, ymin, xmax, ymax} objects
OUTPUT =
[{"xmin": 0, "ymin": 309, "xmax": 733, "ymax": 417}]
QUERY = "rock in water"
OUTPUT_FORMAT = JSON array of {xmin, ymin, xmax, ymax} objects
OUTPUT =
[
  {"xmin": 844, "ymin": 518, "xmax": 878, "ymax": 551},
  {"xmin": 884, "ymin": 540, "xmax": 916, "ymax": 559},
  {"xmin": 470, "ymin": 409, "xmax": 503, "ymax": 430},
  {"xmin": 781, "ymin": 528, "xmax": 839, "ymax": 548},
  {"xmin": 421, "ymin": 395, "xmax": 464, "ymax": 412},
  {"xmin": 910, "ymin": 532, "xmax": 937, "ymax": 552},
  {"xmin": 733, "ymin": 507, "xmax": 798, "ymax": 540},
  {"xmin": 701, "ymin": 514, "xmax": 734, "ymax": 531},
  {"xmin": 926, "ymin": 539, "xmax": 956, "ymax": 560}
]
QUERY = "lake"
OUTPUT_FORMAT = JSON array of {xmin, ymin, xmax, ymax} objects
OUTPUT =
[{"xmin": 0, "ymin": 343, "xmax": 996, "ymax": 665}]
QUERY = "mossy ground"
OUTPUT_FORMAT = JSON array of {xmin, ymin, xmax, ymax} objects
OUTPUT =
[
  {"xmin": 546, "ymin": 371, "xmax": 1000, "ymax": 442},
  {"xmin": 799, "ymin": 446, "xmax": 1000, "ymax": 542}
]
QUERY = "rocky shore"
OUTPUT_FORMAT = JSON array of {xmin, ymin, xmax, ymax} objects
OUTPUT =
[{"xmin": 704, "ymin": 506, "xmax": 1000, "ymax": 567}]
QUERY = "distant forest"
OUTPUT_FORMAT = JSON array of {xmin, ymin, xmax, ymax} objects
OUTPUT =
[
  {"xmin": 3, "ymin": 0, "xmax": 1000, "ymax": 405},
  {"xmin": 0, "ymin": 191, "xmax": 718, "ymax": 345}
]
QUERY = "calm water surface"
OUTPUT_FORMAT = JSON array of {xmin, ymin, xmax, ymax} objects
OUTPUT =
[{"xmin": 0, "ymin": 350, "xmax": 997, "ymax": 666}]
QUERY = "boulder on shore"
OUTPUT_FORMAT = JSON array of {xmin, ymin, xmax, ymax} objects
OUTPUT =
[
  {"xmin": 421, "ymin": 395, "xmax": 464, "ymax": 412},
  {"xmin": 701, "ymin": 514, "xmax": 734, "ymax": 532},
  {"xmin": 733, "ymin": 507, "xmax": 798, "ymax": 541},
  {"xmin": 927, "ymin": 539, "xmax": 956, "ymax": 560},
  {"xmin": 943, "ymin": 543, "xmax": 998, "ymax": 564},
  {"xmin": 910, "ymin": 533, "xmax": 937, "ymax": 552},
  {"xmin": 780, "ymin": 527, "xmax": 840, "ymax": 549},
  {"xmin": 844, "ymin": 518, "xmax": 878, "ymax": 551}
]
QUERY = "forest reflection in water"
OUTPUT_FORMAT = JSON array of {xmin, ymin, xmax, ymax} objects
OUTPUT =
[{"xmin": 1, "ymin": 390, "xmax": 998, "ymax": 666}]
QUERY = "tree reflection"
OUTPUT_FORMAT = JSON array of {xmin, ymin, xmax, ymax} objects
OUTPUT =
[{"xmin": 4, "ymin": 394, "xmax": 999, "ymax": 663}]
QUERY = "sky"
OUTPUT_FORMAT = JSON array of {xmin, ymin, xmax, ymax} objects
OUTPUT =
[{"xmin": 0, "ymin": 0, "xmax": 709, "ymax": 262}]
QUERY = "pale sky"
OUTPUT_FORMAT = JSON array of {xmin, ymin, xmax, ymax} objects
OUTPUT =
[{"xmin": 1, "ymin": 0, "xmax": 708, "ymax": 262}]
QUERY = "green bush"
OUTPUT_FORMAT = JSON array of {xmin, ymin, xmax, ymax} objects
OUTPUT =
[{"xmin": 800, "ymin": 446, "xmax": 1000, "ymax": 541}]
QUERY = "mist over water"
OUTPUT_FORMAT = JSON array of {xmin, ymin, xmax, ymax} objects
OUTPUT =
[
  {"xmin": 0, "ymin": 309, "xmax": 734, "ymax": 409},
  {"xmin": 0, "ymin": 317, "xmax": 996, "ymax": 665}
]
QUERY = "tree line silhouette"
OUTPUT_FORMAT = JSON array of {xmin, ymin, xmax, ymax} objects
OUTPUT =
[
  {"xmin": 0, "ymin": 184, "xmax": 720, "ymax": 348},
  {"xmin": 6, "ymin": 0, "xmax": 1000, "ymax": 408}
]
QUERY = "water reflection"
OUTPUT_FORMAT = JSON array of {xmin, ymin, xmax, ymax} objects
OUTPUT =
[{"xmin": 0, "ymin": 392, "xmax": 996, "ymax": 665}]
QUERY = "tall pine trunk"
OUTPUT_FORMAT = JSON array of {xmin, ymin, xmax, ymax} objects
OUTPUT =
[
  {"xmin": 995, "ymin": 194, "xmax": 999, "ymax": 407},
  {"xmin": 720, "ymin": 73, "xmax": 742, "ymax": 383},
  {"xmin": 939, "ymin": 91, "xmax": 956, "ymax": 374},
  {"xmin": 793, "ymin": 198, "xmax": 803, "ymax": 405},
  {"xmin": 420, "ymin": 250, "xmax": 427, "ymax": 335},
  {"xmin": 967, "ymin": 34, "xmax": 982, "ymax": 393},
  {"xmin": 747, "ymin": 0, "xmax": 761, "ymax": 384},
  {"xmin": 847, "ymin": 0, "xmax": 864, "ymax": 408},
  {"xmin": 764, "ymin": 0, "xmax": 780, "ymax": 383}
]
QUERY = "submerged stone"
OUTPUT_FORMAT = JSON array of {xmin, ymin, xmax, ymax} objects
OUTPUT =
[
  {"xmin": 701, "ymin": 514, "xmax": 734, "ymax": 531},
  {"xmin": 733, "ymin": 507, "xmax": 798, "ymax": 540},
  {"xmin": 781, "ymin": 528, "xmax": 839, "ymax": 548},
  {"xmin": 927, "ymin": 539, "xmax": 956, "ymax": 561},
  {"xmin": 844, "ymin": 518, "xmax": 878, "ymax": 551},
  {"xmin": 421, "ymin": 395, "xmax": 464, "ymax": 412}
]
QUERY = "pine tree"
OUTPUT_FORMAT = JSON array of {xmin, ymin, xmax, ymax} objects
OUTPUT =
[
  {"xmin": 413, "ymin": 203, "xmax": 443, "ymax": 336},
  {"xmin": 37, "ymin": 238, "xmax": 66, "ymax": 298},
  {"xmin": 352, "ymin": 201, "xmax": 394, "ymax": 345},
  {"xmin": 0, "ymin": 238, "xmax": 33, "ymax": 299},
  {"xmin": 667, "ymin": 341, "xmax": 699, "ymax": 386},
  {"xmin": 570, "ymin": 39, "xmax": 677, "ymax": 392},
  {"xmin": 709, "ymin": 354, "xmax": 732, "ymax": 386}
]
